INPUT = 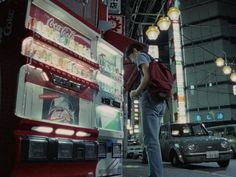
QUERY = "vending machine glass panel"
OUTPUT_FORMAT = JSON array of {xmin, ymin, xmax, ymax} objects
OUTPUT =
[
  {"xmin": 96, "ymin": 106, "xmax": 122, "ymax": 131},
  {"xmin": 15, "ymin": 65, "xmax": 93, "ymax": 127},
  {"xmin": 95, "ymin": 40, "xmax": 123, "ymax": 132}
]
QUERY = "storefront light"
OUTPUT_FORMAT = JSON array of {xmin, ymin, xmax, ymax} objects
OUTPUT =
[
  {"xmin": 215, "ymin": 57, "xmax": 225, "ymax": 67},
  {"xmin": 129, "ymin": 129, "xmax": 133, "ymax": 135},
  {"xmin": 134, "ymin": 125, "xmax": 139, "ymax": 129},
  {"xmin": 76, "ymin": 131, "xmax": 91, "ymax": 137},
  {"xmin": 157, "ymin": 17, "xmax": 171, "ymax": 31},
  {"xmin": 55, "ymin": 128, "xmax": 74, "ymax": 136},
  {"xmin": 31, "ymin": 126, "xmax": 53, "ymax": 133},
  {"xmin": 145, "ymin": 25, "xmax": 160, "ymax": 40},
  {"xmin": 167, "ymin": 7, "xmax": 181, "ymax": 21},
  {"xmin": 223, "ymin": 65, "xmax": 232, "ymax": 75}
]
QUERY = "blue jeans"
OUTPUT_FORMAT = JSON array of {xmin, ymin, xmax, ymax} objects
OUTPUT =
[{"xmin": 140, "ymin": 91, "xmax": 166, "ymax": 177}]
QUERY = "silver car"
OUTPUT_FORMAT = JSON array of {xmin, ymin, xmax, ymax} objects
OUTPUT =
[
  {"xmin": 160, "ymin": 123, "xmax": 232, "ymax": 168},
  {"xmin": 207, "ymin": 124, "xmax": 236, "ymax": 158}
]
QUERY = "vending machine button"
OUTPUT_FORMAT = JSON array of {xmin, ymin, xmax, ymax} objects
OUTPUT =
[
  {"xmin": 21, "ymin": 136, "xmax": 49, "ymax": 162},
  {"xmin": 73, "ymin": 141, "xmax": 85, "ymax": 161}
]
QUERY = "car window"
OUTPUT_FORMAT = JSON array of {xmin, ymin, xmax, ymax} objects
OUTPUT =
[
  {"xmin": 211, "ymin": 128, "xmax": 225, "ymax": 137},
  {"xmin": 226, "ymin": 127, "xmax": 236, "ymax": 137},
  {"xmin": 192, "ymin": 124, "xmax": 208, "ymax": 136}
]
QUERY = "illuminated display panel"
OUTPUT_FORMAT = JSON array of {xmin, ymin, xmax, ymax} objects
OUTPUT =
[
  {"xmin": 27, "ymin": 4, "xmax": 95, "ymax": 62},
  {"xmin": 22, "ymin": 37, "xmax": 97, "ymax": 83},
  {"xmin": 96, "ymin": 41, "xmax": 123, "ymax": 102}
]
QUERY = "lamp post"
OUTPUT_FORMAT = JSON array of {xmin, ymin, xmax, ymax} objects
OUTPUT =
[{"xmin": 167, "ymin": 6, "xmax": 188, "ymax": 123}]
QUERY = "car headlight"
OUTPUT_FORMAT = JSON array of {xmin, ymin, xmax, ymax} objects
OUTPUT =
[
  {"xmin": 187, "ymin": 144, "xmax": 196, "ymax": 151},
  {"xmin": 221, "ymin": 141, "xmax": 229, "ymax": 149}
]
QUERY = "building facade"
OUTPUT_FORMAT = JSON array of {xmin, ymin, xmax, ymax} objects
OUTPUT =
[{"xmin": 172, "ymin": 0, "xmax": 236, "ymax": 123}]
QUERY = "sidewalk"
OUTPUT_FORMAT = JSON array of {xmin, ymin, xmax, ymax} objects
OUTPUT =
[{"xmin": 123, "ymin": 159, "xmax": 148, "ymax": 177}]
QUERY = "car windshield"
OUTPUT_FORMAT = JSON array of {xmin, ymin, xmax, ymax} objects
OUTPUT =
[{"xmin": 171, "ymin": 124, "xmax": 208, "ymax": 137}]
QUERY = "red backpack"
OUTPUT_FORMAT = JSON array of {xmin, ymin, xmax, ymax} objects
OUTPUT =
[{"xmin": 148, "ymin": 58, "xmax": 174, "ymax": 99}]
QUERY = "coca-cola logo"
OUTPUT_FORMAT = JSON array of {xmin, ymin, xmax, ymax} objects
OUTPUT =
[
  {"xmin": 0, "ymin": 9, "xmax": 14, "ymax": 44},
  {"xmin": 47, "ymin": 18, "xmax": 76, "ymax": 39},
  {"xmin": 4, "ymin": 9, "xmax": 14, "ymax": 36}
]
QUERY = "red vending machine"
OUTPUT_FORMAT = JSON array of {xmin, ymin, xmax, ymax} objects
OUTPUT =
[{"xmin": 0, "ymin": 0, "xmax": 101, "ymax": 177}]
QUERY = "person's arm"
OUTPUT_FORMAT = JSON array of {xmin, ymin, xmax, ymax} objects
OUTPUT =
[{"xmin": 130, "ymin": 63, "xmax": 150, "ymax": 98}]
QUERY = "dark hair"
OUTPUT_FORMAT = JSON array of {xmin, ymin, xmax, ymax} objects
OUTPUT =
[{"xmin": 125, "ymin": 43, "xmax": 147, "ymax": 59}]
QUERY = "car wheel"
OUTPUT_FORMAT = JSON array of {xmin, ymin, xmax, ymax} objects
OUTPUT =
[
  {"xmin": 142, "ymin": 150, "xmax": 148, "ymax": 164},
  {"xmin": 170, "ymin": 152, "xmax": 181, "ymax": 167},
  {"xmin": 217, "ymin": 160, "xmax": 230, "ymax": 168},
  {"xmin": 127, "ymin": 153, "xmax": 134, "ymax": 159},
  {"xmin": 231, "ymin": 148, "xmax": 236, "ymax": 159}
]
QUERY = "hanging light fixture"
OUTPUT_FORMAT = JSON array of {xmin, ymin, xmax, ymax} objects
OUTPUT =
[
  {"xmin": 215, "ymin": 57, "xmax": 225, "ymax": 67},
  {"xmin": 145, "ymin": 25, "xmax": 160, "ymax": 40},
  {"xmin": 230, "ymin": 72, "xmax": 236, "ymax": 82},
  {"xmin": 167, "ymin": 7, "xmax": 181, "ymax": 21},
  {"xmin": 157, "ymin": 16, "xmax": 171, "ymax": 31},
  {"xmin": 222, "ymin": 65, "xmax": 232, "ymax": 75}
]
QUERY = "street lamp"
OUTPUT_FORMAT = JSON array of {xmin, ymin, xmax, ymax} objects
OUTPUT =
[
  {"xmin": 167, "ymin": 7, "xmax": 181, "ymax": 21},
  {"xmin": 145, "ymin": 25, "xmax": 160, "ymax": 40},
  {"xmin": 222, "ymin": 65, "xmax": 232, "ymax": 75},
  {"xmin": 157, "ymin": 16, "xmax": 171, "ymax": 31},
  {"xmin": 215, "ymin": 57, "xmax": 225, "ymax": 67},
  {"xmin": 230, "ymin": 72, "xmax": 236, "ymax": 82}
]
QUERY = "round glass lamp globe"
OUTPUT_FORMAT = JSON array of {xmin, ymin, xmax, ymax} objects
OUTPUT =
[
  {"xmin": 157, "ymin": 17, "xmax": 171, "ymax": 31},
  {"xmin": 167, "ymin": 7, "xmax": 181, "ymax": 21},
  {"xmin": 215, "ymin": 57, "xmax": 224, "ymax": 67},
  {"xmin": 145, "ymin": 26, "xmax": 160, "ymax": 40},
  {"xmin": 223, "ymin": 65, "xmax": 232, "ymax": 75},
  {"xmin": 230, "ymin": 73, "xmax": 236, "ymax": 82}
]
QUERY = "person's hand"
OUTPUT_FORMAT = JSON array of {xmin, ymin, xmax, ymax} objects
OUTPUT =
[{"xmin": 130, "ymin": 90, "xmax": 139, "ymax": 98}]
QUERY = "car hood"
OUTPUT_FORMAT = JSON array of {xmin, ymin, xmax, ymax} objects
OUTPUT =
[{"xmin": 175, "ymin": 135, "xmax": 226, "ymax": 144}]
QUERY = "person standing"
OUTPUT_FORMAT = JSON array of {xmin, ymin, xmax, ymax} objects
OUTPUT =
[{"xmin": 125, "ymin": 43, "xmax": 166, "ymax": 177}]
